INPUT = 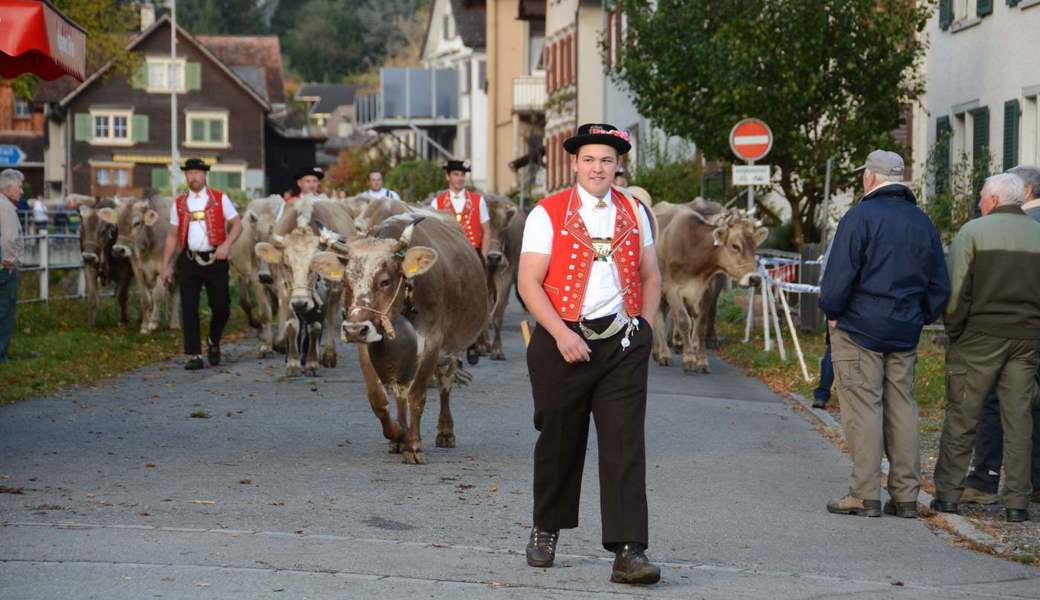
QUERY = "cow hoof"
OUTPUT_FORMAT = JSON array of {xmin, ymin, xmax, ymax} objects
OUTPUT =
[
  {"xmin": 402, "ymin": 449, "xmax": 426, "ymax": 464},
  {"xmin": 388, "ymin": 441, "xmax": 403, "ymax": 454},
  {"xmin": 490, "ymin": 350, "xmax": 505, "ymax": 361},
  {"xmin": 655, "ymin": 355, "xmax": 672, "ymax": 367},
  {"xmin": 305, "ymin": 366, "xmax": 319, "ymax": 377},
  {"xmin": 286, "ymin": 365, "xmax": 303, "ymax": 378},
  {"xmin": 320, "ymin": 352, "xmax": 337, "ymax": 368},
  {"xmin": 436, "ymin": 432, "xmax": 456, "ymax": 448},
  {"xmin": 272, "ymin": 340, "xmax": 287, "ymax": 354},
  {"xmin": 682, "ymin": 360, "xmax": 699, "ymax": 373},
  {"xmin": 258, "ymin": 345, "xmax": 272, "ymax": 358}
]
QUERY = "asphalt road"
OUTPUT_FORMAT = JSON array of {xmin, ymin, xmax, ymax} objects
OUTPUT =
[{"xmin": 2, "ymin": 303, "xmax": 1038, "ymax": 599}]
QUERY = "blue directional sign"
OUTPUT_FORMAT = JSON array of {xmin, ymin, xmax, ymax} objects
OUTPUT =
[{"xmin": 0, "ymin": 145, "xmax": 26, "ymax": 166}]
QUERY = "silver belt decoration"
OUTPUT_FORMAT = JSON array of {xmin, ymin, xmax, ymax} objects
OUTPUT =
[
  {"xmin": 186, "ymin": 249, "xmax": 215, "ymax": 266},
  {"xmin": 578, "ymin": 313, "xmax": 640, "ymax": 350}
]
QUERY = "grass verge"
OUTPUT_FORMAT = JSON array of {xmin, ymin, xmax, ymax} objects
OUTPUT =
[{"xmin": 1, "ymin": 288, "xmax": 251, "ymax": 405}]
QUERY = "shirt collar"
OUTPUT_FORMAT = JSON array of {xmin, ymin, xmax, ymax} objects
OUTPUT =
[
  {"xmin": 189, "ymin": 186, "xmax": 209, "ymax": 200},
  {"xmin": 450, "ymin": 188, "xmax": 465, "ymax": 197},
  {"xmin": 576, "ymin": 183, "xmax": 613, "ymax": 210},
  {"xmin": 1023, "ymin": 198, "xmax": 1040, "ymax": 211}
]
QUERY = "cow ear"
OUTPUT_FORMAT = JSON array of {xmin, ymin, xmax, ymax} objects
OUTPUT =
[
  {"xmin": 754, "ymin": 227, "xmax": 768, "ymax": 246},
  {"xmin": 506, "ymin": 206, "xmax": 518, "ymax": 221},
  {"xmin": 711, "ymin": 226, "xmax": 727, "ymax": 247},
  {"xmin": 254, "ymin": 242, "xmax": 283, "ymax": 264},
  {"xmin": 401, "ymin": 246, "xmax": 437, "ymax": 279},
  {"xmin": 246, "ymin": 209, "xmax": 258, "ymax": 223},
  {"xmin": 310, "ymin": 251, "xmax": 346, "ymax": 282},
  {"xmin": 98, "ymin": 207, "xmax": 118, "ymax": 225},
  {"xmin": 144, "ymin": 209, "xmax": 159, "ymax": 226},
  {"xmin": 78, "ymin": 205, "xmax": 93, "ymax": 218}
]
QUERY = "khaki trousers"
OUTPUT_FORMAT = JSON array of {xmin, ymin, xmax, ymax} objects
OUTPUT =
[
  {"xmin": 934, "ymin": 331, "xmax": 1039, "ymax": 509},
  {"xmin": 830, "ymin": 326, "xmax": 920, "ymax": 502}
]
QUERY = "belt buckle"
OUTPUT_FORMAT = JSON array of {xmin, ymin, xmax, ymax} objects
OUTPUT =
[{"xmin": 190, "ymin": 210, "xmax": 206, "ymax": 221}]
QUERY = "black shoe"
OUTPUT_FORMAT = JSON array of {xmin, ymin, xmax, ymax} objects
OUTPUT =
[
  {"xmin": 184, "ymin": 356, "xmax": 205, "ymax": 370},
  {"xmin": 1007, "ymin": 508, "xmax": 1030, "ymax": 523},
  {"xmin": 525, "ymin": 527, "xmax": 558, "ymax": 568},
  {"xmin": 884, "ymin": 499, "xmax": 919, "ymax": 518},
  {"xmin": 610, "ymin": 543, "xmax": 661, "ymax": 585},
  {"xmin": 207, "ymin": 341, "xmax": 221, "ymax": 366},
  {"xmin": 930, "ymin": 499, "xmax": 959, "ymax": 514},
  {"xmin": 812, "ymin": 397, "xmax": 828, "ymax": 410}
]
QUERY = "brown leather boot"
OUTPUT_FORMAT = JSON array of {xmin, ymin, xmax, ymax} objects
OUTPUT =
[
  {"xmin": 525, "ymin": 527, "xmax": 558, "ymax": 567},
  {"xmin": 610, "ymin": 543, "xmax": 661, "ymax": 585},
  {"xmin": 883, "ymin": 499, "xmax": 919, "ymax": 518},
  {"xmin": 827, "ymin": 494, "xmax": 881, "ymax": 517}
]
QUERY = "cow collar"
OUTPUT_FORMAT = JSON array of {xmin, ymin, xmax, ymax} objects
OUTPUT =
[{"xmin": 563, "ymin": 185, "xmax": 636, "ymax": 251}]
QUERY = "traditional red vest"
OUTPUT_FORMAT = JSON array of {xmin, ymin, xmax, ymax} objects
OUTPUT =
[
  {"xmin": 176, "ymin": 189, "xmax": 227, "ymax": 251},
  {"xmin": 538, "ymin": 186, "xmax": 643, "ymax": 322},
  {"xmin": 435, "ymin": 190, "xmax": 483, "ymax": 249}
]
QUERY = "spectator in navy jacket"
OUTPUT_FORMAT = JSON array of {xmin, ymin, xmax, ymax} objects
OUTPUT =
[{"xmin": 819, "ymin": 149, "xmax": 950, "ymax": 519}]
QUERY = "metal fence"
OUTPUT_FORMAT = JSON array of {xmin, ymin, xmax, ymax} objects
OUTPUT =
[{"xmin": 16, "ymin": 230, "xmax": 86, "ymax": 304}]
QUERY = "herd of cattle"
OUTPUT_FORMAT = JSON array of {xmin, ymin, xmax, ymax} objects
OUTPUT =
[{"xmin": 72, "ymin": 189, "xmax": 766, "ymax": 463}]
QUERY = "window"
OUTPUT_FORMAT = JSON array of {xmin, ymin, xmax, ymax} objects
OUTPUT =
[
  {"xmin": 185, "ymin": 111, "xmax": 228, "ymax": 148},
  {"xmin": 92, "ymin": 165, "xmax": 132, "ymax": 189},
  {"xmin": 1024, "ymin": 94, "xmax": 1040, "ymax": 167},
  {"xmin": 146, "ymin": 57, "xmax": 186, "ymax": 93},
  {"xmin": 209, "ymin": 167, "xmax": 244, "ymax": 190},
  {"xmin": 443, "ymin": 14, "xmax": 454, "ymax": 40},
  {"xmin": 90, "ymin": 110, "xmax": 133, "ymax": 145},
  {"xmin": 13, "ymin": 99, "xmax": 30, "ymax": 119}
]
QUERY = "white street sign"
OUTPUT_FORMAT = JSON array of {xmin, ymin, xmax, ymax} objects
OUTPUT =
[{"xmin": 732, "ymin": 165, "xmax": 771, "ymax": 186}]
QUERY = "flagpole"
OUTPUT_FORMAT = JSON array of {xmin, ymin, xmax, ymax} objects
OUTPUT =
[{"xmin": 169, "ymin": 0, "xmax": 179, "ymax": 191}]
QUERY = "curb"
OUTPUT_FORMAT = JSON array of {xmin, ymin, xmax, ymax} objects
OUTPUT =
[{"xmin": 789, "ymin": 392, "xmax": 1007, "ymax": 553}]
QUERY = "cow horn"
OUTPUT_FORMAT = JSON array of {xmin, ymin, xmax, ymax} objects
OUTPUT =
[
  {"xmin": 271, "ymin": 233, "xmax": 286, "ymax": 248},
  {"xmin": 318, "ymin": 225, "xmax": 340, "ymax": 247},
  {"xmin": 394, "ymin": 217, "xmax": 426, "ymax": 253},
  {"xmin": 712, "ymin": 226, "xmax": 726, "ymax": 247}
]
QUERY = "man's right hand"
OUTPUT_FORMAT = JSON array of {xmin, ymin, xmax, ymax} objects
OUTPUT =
[
  {"xmin": 161, "ymin": 266, "xmax": 174, "ymax": 287},
  {"xmin": 554, "ymin": 328, "xmax": 591, "ymax": 363}
]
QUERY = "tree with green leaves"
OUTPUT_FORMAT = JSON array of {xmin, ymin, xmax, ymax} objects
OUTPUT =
[
  {"xmin": 173, "ymin": 0, "xmax": 269, "ymax": 35},
  {"xmin": 611, "ymin": 0, "xmax": 933, "ymax": 246}
]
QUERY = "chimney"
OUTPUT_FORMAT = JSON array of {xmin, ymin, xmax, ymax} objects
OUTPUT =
[{"xmin": 140, "ymin": 3, "xmax": 155, "ymax": 31}]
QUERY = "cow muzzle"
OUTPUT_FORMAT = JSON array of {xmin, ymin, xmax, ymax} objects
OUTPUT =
[
  {"xmin": 112, "ymin": 244, "xmax": 131, "ymax": 258},
  {"xmin": 341, "ymin": 319, "xmax": 383, "ymax": 343},
  {"xmin": 738, "ymin": 272, "xmax": 762, "ymax": 288},
  {"xmin": 81, "ymin": 252, "xmax": 99, "ymax": 264},
  {"xmin": 291, "ymin": 296, "xmax": 314, "ymax": 313},
  {"xmin": 486, "ymin": 250, "xmax": 505, "ymax": 267}
]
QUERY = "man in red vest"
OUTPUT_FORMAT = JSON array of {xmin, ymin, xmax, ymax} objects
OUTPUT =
[
  {"xmin": 431, "ymin": 159, "xmax": 490, "ymax": 258},
  {"xmin": 160, "ymin": 158, "xmax": 242, "ymax": 370},
  {"xmin": 517, "ymin": 124, "xmax": 662, "ymax": 585}
]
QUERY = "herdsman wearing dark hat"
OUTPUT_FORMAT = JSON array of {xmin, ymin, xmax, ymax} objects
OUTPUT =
[
  {"xmin": 431, "ymin": 159, "xmax": 490, "ymax": 258},
  {"xmin": 279, "ymin": 166, "xmax": 324, "ymax": 219},
  {"xmin": 160, "ymin": 158, "xmax": 242, "ymax": 370},
  {"xmin": 517, "ymin": 124, "xmax": 662, "ymax": 585}
]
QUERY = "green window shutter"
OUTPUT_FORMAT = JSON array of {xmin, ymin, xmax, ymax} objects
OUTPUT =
[
  {"xmin": 209, "ymin": 171, "xmax": 227, "ymax": 189},
  {"xmin": 935, "ymin": 116, "xmax": 951, "ymax": 195},
  {"xmin": 971, "ymin": 106, "xmax": 991, "ymax": 208},
  {"xmin": 132, "ymin": 63, "xmax": 148, "ymax": 89},
  {"xmin": 977, "ymin": 0, "xmax": 994, "ymax": 16},
  {"xmin": 74, "ymin": 113, "xmax": 93, "ymax": 141},
  {"xmin": 131, "ymin": 114, "xmax": 149, "ymax": 143},
  {"xmin": 939, "ymin": 0, "xmax": 953, "ymax": 29},
  {"xmin": 1003, "ymin": 99, "xmax": 1021, "ymax": 169},
  {"xmin": 185, "ymin": 62, "xmax": 201, "ymax": 91},
  {"xmin": 151, "ymin": 168, "xmax": 170, "ymax": 191}
]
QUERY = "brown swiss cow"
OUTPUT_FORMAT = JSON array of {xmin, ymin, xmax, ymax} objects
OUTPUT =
[
  {"xmin": 653, "ymin": 203, "xmax": 766, "ymax": 373},
  {"xmin": 311, "ymin": 215, "xmax": 488, "ymax": 464},
  {"xmin": 77, "ymin": 196, "xmax": 132, "ymax": 327},
  {"xmin": 101, "ymin": 196, "xmax": 180, "ymax": 334},
  {"xmin": 230, "ymin": 195, "xmax": 282, "ymax": 356},
  {"xmin": 478, "ymin": 195, "xmax": 521, "ymax": 360}
]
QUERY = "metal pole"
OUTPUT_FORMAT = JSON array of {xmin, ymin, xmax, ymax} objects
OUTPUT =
[
  {"xmin": 170, "ymin": 0, "xmax": 179, "ymax": 190},
  {"xmin": 821, "ymin": 158, "xmax": 833, "ymax": 246},
  {"xmin": 747, "ymin": 159, "xmax": 755, "ymax": 214},
  {"xmin": 743, "ymin": 284, "xmax": 756, "ymax": 343},
  {"xmin": 39, "ymin": 230, "xmax": 49, "ymax": 302}
]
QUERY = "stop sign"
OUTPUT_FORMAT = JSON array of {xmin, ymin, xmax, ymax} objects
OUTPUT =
[{"xmin": 729, "ymin": 118, "xmax": 773, "ymax": 162}]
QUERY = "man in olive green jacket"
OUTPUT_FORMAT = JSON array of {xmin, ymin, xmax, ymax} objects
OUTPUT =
[{"xmin": 933, "ymin": 173, "xmax": 1040, "ymax": 522}]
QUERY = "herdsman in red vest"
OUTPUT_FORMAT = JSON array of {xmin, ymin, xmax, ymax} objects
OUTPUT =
[
  {"xmin": 160, "ymin": 158, "xmax": 242, "ymax": 370},
  {"xmin": 431, "ymin": 159, "xmax": 490, "ymax": 258},
  {"xmin": 518, "ymin": 124, "xmax": 662, "ymax": 585}
]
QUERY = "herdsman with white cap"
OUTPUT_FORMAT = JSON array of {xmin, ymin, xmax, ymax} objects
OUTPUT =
[
  {"xmin": 517, "ymin": 123, "xmax": 662, "ymax": 585},
  {"xmin": 819, "ymin": 149, "xmax": 949, "ymax": 519},
  {"xmin": 160, "ymin": 158, "xmax": 242, "ymax": 370}
]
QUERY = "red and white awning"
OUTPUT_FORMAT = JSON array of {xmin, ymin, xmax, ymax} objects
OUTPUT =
[{"xmin": 0, "ymin": 0, "xmax": 87, "ymax": 81}]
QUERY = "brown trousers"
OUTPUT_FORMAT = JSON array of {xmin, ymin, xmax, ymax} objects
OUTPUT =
[
  {"xmin": 830, "ymin": 326, "xmax": 921, "ymax": 502},
  {"xmin": 528, "ymin": 315, "xmax": 652, "ymax": 550}
]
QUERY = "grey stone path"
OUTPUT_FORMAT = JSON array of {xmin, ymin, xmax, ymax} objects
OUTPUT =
[{"xmin": 2, "ymin": 304, "xmax": 1039, "ymax": 599}]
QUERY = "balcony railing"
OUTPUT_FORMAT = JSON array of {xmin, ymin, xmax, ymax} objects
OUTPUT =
[
  {"xmin": 513, "ymin": 74, "xmax": 547, "ymax": 114},
  {"xmin": 355, "ymin": 67, "xmax": 459, "ymax": 128}
]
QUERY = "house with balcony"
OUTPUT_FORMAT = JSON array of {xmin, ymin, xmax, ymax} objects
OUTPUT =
[
  {"xmin": 486, "ymin": 0, "xmax": 546, "ymax": 197},
  {"xmin": 355, "ymin": 0, "xmax": 488, "ymax": 189}
]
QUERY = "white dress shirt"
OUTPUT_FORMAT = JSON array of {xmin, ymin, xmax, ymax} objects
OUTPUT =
[
  {"xmin": 521, "ymin": 184, "xmax": 653, "ymax": 319},
  {"xmin": 169, "ymin": 187, "xmax": 239, "ymax": 252},
  {"xmin": 371, "ymin": 188, "xmax": 401, "ymax": 201}
]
